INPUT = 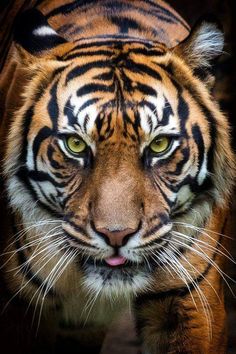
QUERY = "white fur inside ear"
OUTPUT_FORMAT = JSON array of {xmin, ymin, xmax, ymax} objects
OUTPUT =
[
  {"xmin": 33, "ymin": 26, "xmax": 57, "ymax": 36},
  {"xmin": 190, "ymin": 22, "xmax": 224, "ymax": 67}
]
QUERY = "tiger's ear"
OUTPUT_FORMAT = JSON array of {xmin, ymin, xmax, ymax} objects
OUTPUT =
[
  {"xmin": 174, "ymin": 16, "xmax": 224, "ymax": 85},
  {"xmin": 14, "ymin": 8, "xmax": 68, "ymax": 61}
]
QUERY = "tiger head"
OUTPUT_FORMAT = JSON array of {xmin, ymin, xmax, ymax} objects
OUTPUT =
[{"xmin": 3, "ymin": 9, "xmax": 234, "ymax": 298}]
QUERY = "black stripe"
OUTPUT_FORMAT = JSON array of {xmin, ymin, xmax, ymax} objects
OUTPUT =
[
  {"xmin": 32, "ymin": 127, "xmax": 52, "ymax": 169},
  {"xmin": 161, "ymin": 96, "xmax": 174, "ymax": 125},
  {"xmin": 79, "ymin": 98, "xmax": 99, "ymax": 115},
  {"xmin": 37, "ymin": 182, "xmax": 59, "ymax": 209},
  {"xmin": 20, "ymin": 106, "xmax": 33, "ymax": 166},
  {"xmin": 140, "ymin": 0, "xmax": 190, "ymax": 30},
  {"xmin": 13, "ymin": 232, "xmax": 55, "ymax": 297},
  {"xmin": 180, "ymin": 82, "xmax": 217, "ymax": 177},
  {"xmin": 153, "ymin": 179, "xmax": 174, "ymax": 207},
  {"xmin": 135, "ymin": 233, "xmax": 171, "ymax": 251},
  {"xmin": 47, "ymin": 80, "xmax": 59, "ymax": 132},
  {"xmin": 110, "ymin": 15, "xmax": 140, "ymax": 34},
  {"xmin": 143, "ymin": 214, "xmax": 170, "ymax": 238},
  {"xmin": 62, "ymin": 219, "xmax": 88, "ymax": 238},
  {"xmin": 136, "ymin": 83, "xmax": 157, "ymax": 97},
  {"xmin": 129, "ymin": 47, "xmax": 165, "ymax": 56},
  {"xmin": 167, "ymin": 65, "xmax": 217, "ymax": 176},
  {"xmin": 46, "ymin": 0, "xmax": 96, "ymax": 17},
  {"xmin": 64, "ymin": 49, "xmax": 113, "ymax": 61},
  {"xmin": 192, "ymin": 124, "xmax": 205, "ymax": 177},
  {"xmin": 47, "ymin": 145, "xmax": 64, "ymax": 170},
  {"xmin": 66, "ymin": 60, "xmax": 108, "ymax": 83},
  {"xmin": 139, "ymin": 99, "xmax": 157, "ymax": 114},
  {"xmin": 64, "ymin": 38, "xmax": 154, "ymax": 56},
  {"xmin": 27, "ymin": 170, "xmax": 68, "ymax": 188},
  {"xmin": 63, "ymin": 231, "xmax": 98, "ymax": 250},
  {"xmin": 64, "ymin": 96, "xmax": 81, "ymax": 127},
  {"xmin": 46, "ymin": 0, "xmax": 189, "ymax": 34},
  {"xmin": 169, "ymin": 147, "xmax": 190, "ymax": 176},
  {"xmin": 76, "ymin": 83, "xmax": 114, "ymax": 97},
  {"xmin": 177, "ymin": 91, "xmax": 189, "ymax": 133},
  {"xmin": 93, "ymin": 70, "xmax": 114, "ymax": 81},
  {"xmin": 135, "ymin": 233, "xmax": 223, "ymax": 305},
  {"xmin": 126, "ymin": 59, "xmax": 162, "ymax": 81},
  {"xmin": 16, "ymin": 167, "xmax": 60, "ymax": 217}
]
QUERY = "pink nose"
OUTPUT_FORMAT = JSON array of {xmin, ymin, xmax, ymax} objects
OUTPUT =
[{"xmin": 96, "ymin": 227, "xmax": 137, "ymax": 246}]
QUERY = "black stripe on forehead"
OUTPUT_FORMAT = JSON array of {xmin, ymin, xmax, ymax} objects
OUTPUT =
[
  {"xmin": 161, "ymin": 96, "xmax": 174, "ymax": 125},
  {"xmin": 165, "ymin": 77, "xmax": 189, "ymax": 134},
  {"xmin": 66, "ymin": 50, "xmax": 163, "ymax": 85},
  {"xmin": 76, "ymin": 83, "xmax": 114, "ymax": 97},
  {"xmin": 135, "ymin": 83, "xmax": 157, "ymax": 97},
  {"xmin": 95, "ymin": 112, "xmax": 114, "ymax": 141},
  {"xmin": 126, "ymin": 60, "xmax": 162, "ymax": 81},
  {"xmin": 64, "ymin": 96, "xmax": 79, "ymax": 127},
  {"xmin": 64, "ymin": 94, "xmax": 99, "ymax": 132},
  {"xmin": 66, "ymin": 60, "xmax": 109, "ymax": 84},
  {"xmin": 177, "ymin": 92, "xmax": 189, "ymax": 134},
  {"xmin": 64, "ymin": 49, "xmax": 114, "ymax": 61},
  {"xmin": 63, "ymin": 38, "xmax": 154, "ymax": 58},
  {"xmin": 128, "ymin": 47, "xmax": 165, "ymax": 56},
  {"xmin": 47, "ymin": 80, "xmax": 59, "ymax": 132},
  {"xmin": 122, "ymin": 111, "xmax": 140, "ymax": 141}
]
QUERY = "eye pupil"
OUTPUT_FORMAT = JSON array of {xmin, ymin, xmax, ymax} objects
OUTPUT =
[
  {"xmin": 149, "ymin": 136, "xmax": 170, "ymax": 154},
  {"xmin": 66, "ymin": 136, "xmax": 87, "ymax": 153}
]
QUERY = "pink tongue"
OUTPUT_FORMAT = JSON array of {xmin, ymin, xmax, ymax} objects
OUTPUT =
[{"xmin": 105, "ymin": 256, "xmax": 126, "ymax": 267}]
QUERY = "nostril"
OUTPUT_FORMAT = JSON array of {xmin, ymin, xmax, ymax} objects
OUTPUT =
[{"xmin": 94, "ymin": 226, "xmax": 138, "ymax": 247}]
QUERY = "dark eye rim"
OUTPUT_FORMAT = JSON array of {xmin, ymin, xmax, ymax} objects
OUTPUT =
[
  {"xmin": 58, "ymin": 133, "xmax": 90, "ymax": 158},
  {"xmin": 65, "ymin": 135, "xmax": 86, "ymax": 153},
  {"xmin": 147, "ymin": 134, "xmax": 180, "ymax": 157}
]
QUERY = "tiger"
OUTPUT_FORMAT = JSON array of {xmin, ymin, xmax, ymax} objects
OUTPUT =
[{"xmin": 0, "ymin": 0, "xmax": 235, "ymax": 353}]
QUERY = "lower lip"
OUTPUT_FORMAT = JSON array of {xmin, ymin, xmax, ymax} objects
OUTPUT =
[{"xmin": 105, "ymin": 256, "xmax": 127, "ymax": 267}]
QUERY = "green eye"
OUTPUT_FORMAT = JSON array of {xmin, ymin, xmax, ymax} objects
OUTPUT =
[
  {"xmin": 149, "ymin": 136, "xmax": 170, "ymax": 154},
  {"xmin": 66, "ymin": 136, "xmax": 87, "ymax": 154}
]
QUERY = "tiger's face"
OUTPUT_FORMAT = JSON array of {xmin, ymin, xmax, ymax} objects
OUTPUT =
[{"xmin": 4, "ymin": 10, "xmax": 234, "ymax": 298}]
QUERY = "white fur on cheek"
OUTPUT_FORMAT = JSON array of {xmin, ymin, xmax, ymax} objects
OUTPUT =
[{"xmin": 197, "ymin": 152, "xmax": 208, "ymax": 185}]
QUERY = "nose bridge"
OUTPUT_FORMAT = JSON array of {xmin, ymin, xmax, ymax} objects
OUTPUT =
[{"xmin": 91, "ymin": 155, "xmax": 141, "ymax": 230}]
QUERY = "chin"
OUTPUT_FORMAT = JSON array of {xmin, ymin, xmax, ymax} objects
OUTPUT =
[{"xmin": 80, "ymin": 258, "xmax": 152, "ymax": 298}]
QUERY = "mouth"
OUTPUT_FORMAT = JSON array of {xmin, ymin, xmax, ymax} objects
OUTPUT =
[
  {"xmin": 78, "ymin": 254, "xmax": 153, "ymax": 296},
  {"xmin": 79, "ymin": 254, "xmax": 153, "ymax": 282},
  {"xmin": 81, "ymin": 255, "xmax": 143, "ymax": 270}
]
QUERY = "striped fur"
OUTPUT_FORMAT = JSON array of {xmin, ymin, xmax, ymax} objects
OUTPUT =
[{"xmin": 0, "ymin": 1, "xmax": 235, "ymax": 353}]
